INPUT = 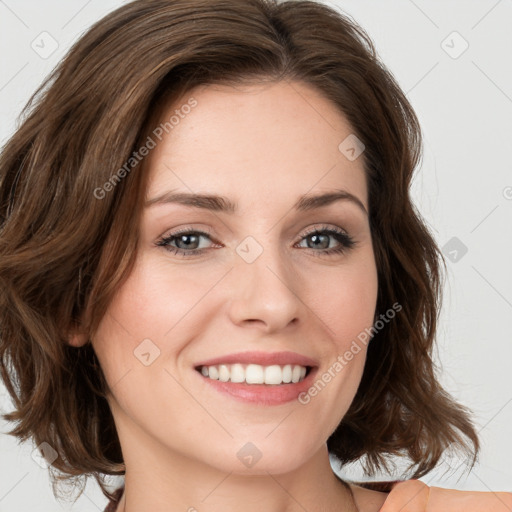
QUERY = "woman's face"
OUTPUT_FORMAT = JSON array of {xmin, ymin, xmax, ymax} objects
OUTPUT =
[{"xmin": 89, "ymin": 80, "xmax": 378, "ymax": 475}]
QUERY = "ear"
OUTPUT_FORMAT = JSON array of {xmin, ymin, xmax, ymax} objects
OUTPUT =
[
  {"xmin": 67, "ymin": 322, "xmax": 89, "ymax": 347},
  {"xmin": 68, "ymin": 334, "xmax": 87, "ymax": 347},
  {"xmin": 67, "ymin": 302, "xmax": 91, "ymax": 347}
]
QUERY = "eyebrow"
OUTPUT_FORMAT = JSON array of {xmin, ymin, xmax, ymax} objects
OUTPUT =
[{"xmin": 145, "ymin": 189, "xmax": 368, "ymax": 215}]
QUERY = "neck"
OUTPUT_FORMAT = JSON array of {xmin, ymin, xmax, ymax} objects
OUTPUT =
[{"xmin": 113, "ymin": 418, "xmax": 357, "ymax": 512}]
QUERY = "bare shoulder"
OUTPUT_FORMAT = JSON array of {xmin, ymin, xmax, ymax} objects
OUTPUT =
[{"xmin": 348, "ymin": 483, "xmax": 389, "ymax": 512}]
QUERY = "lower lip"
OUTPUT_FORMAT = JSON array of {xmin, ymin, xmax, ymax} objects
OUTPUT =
[{"xmin": 196, "ymin": 368, "xmax": 318, "ymax": 405}]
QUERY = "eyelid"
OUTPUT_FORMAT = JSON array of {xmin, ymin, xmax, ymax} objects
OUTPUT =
[
  {"xmin": 155, "ymin": 223, "xmax": 356, "ymax": 257},
  {"xmin": 158, "ymin": 222, "xmax": 349, "ymax": 241},
  {"xmin": 163, "ymin": 225, "xmax": 215, "ymax": 238},
  {"xmin": 300, "ymin": 223, "xmax": 349, "ymax": 236}
]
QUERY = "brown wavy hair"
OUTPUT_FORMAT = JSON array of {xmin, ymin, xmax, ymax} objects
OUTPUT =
[{"xmin": 0, "ymin": 0, "xmax": 479, "ymax": 503}]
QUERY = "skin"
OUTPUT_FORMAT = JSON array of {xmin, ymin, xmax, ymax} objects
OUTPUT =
[
  {"xmin": 71, "ymin": 78, "xmax": 386, "ymax": 512},
  {"xmin": 69, "ymin": 79, "xmax": 512, "ymax": 512},
  {"xmin": 382, "ymin": 480, "xmax": 512, "ymax": 512}
]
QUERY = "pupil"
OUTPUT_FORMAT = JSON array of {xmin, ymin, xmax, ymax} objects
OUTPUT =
[
  {"xmin": 178, "ymin": 234, "xmax": 198, "ymax": 249},
  {"xmin": 310, "ymin": 234, "xmax": 328, "ymax": 249}
]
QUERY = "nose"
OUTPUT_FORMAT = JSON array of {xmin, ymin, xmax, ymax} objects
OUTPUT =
[{"xmin": 226, "ymin": 242, "xmax": 302, "ymax": 334}]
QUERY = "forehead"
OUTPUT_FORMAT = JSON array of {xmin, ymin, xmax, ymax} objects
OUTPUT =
[{"xmin": 144, "ymin": 80, "xmax": 368, "ymax": 214}]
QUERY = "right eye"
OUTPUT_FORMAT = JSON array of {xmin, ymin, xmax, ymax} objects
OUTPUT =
[{"xmin": 156, "ymin": 229, "xmax": 218, "ymax": 257}]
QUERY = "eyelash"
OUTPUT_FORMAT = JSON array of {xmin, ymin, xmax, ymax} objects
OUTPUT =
[{"xmin": 155, "ymin": 224, "xmax": 356, "ymax": 258}]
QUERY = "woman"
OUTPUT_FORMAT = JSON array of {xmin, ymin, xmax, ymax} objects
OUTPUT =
[{"xmin": 0, "ymin": 1, "xmax": 510, "ymax": 511}]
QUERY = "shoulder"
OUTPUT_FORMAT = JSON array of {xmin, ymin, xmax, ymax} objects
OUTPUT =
[
  {"xmin": 348, "ymin": 482, "xmax": 390, "ymax": 512},
  {"xmin": 352, "ymin": 479, "xmax": 512, "ymax": 511}
]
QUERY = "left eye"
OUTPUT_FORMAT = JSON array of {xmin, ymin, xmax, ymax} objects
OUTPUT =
[{"xmin": 156, "ymin": 226, "xmax": 356, "ymax": 257}]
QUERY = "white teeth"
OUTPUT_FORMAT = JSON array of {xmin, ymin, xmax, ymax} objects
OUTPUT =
[
  {"xmin": 199, "ymin": 363, "xmax": 309, "ymax": 385},
  {"xmin": 230, "ymin": 363, "xmax": 245, "ymax": 383},
  {"xmin": 218, "ymin": 364, "xmax": 230, "ymax": 382},
  {"xmin": 264, "ymin": 365, "xmax": 283, "ymax": 385},
  {"xmin": 282, "ymin": 364, "xmax": 292, "ymax": 383},
  {"xmin": 246, "ymin": 364, "xmax": 264, "ymax": 384},
  {"xmin": 291, "ymin": 365, "xmax": 301, "ymax": 383}
]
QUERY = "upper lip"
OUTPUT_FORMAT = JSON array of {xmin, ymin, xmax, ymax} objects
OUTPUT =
[{"xmin": 194, "ymin": 351, "xmax": 318, "ymax": 368}]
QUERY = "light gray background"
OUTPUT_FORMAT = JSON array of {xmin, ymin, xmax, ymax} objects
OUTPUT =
[{"xmin": 1, "ymin": 0, "xmax": 511, "ymax": 510}]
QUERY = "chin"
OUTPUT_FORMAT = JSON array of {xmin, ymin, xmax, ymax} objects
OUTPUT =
[{"xmin": 196, "ymin": 435, "xmax": 322, "ymax": 476}]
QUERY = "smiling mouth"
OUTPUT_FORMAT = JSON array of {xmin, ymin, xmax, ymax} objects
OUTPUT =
[{"xmin": 195, "ymin": 363, "xmax": 313, "ymax": 385}]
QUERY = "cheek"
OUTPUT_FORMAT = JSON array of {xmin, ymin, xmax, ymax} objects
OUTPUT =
[
  {"xmin": 290, "ymin": 253, "xmax": 377, "ymax": 408},
  {"xmin": 304, "ymin": 252, "xmax": 378, "ymax": 400},
  {"xmin": 90, "ymin": 256, "xmax": 169, "ymax": 383},
  {"xmin": 95, "ymin": 252, "xmax": 211, "ymax": 346},
  {"xmin": 90, "ymin": 250, "xmax": 229, "ymax": 392},
  {"xmin": 89, "ymin": 256, "xmax": 203, "ymax": 432},
  {"xmin": 307, "ymin": 256, "xmax": 378, "ymax": 349}
]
